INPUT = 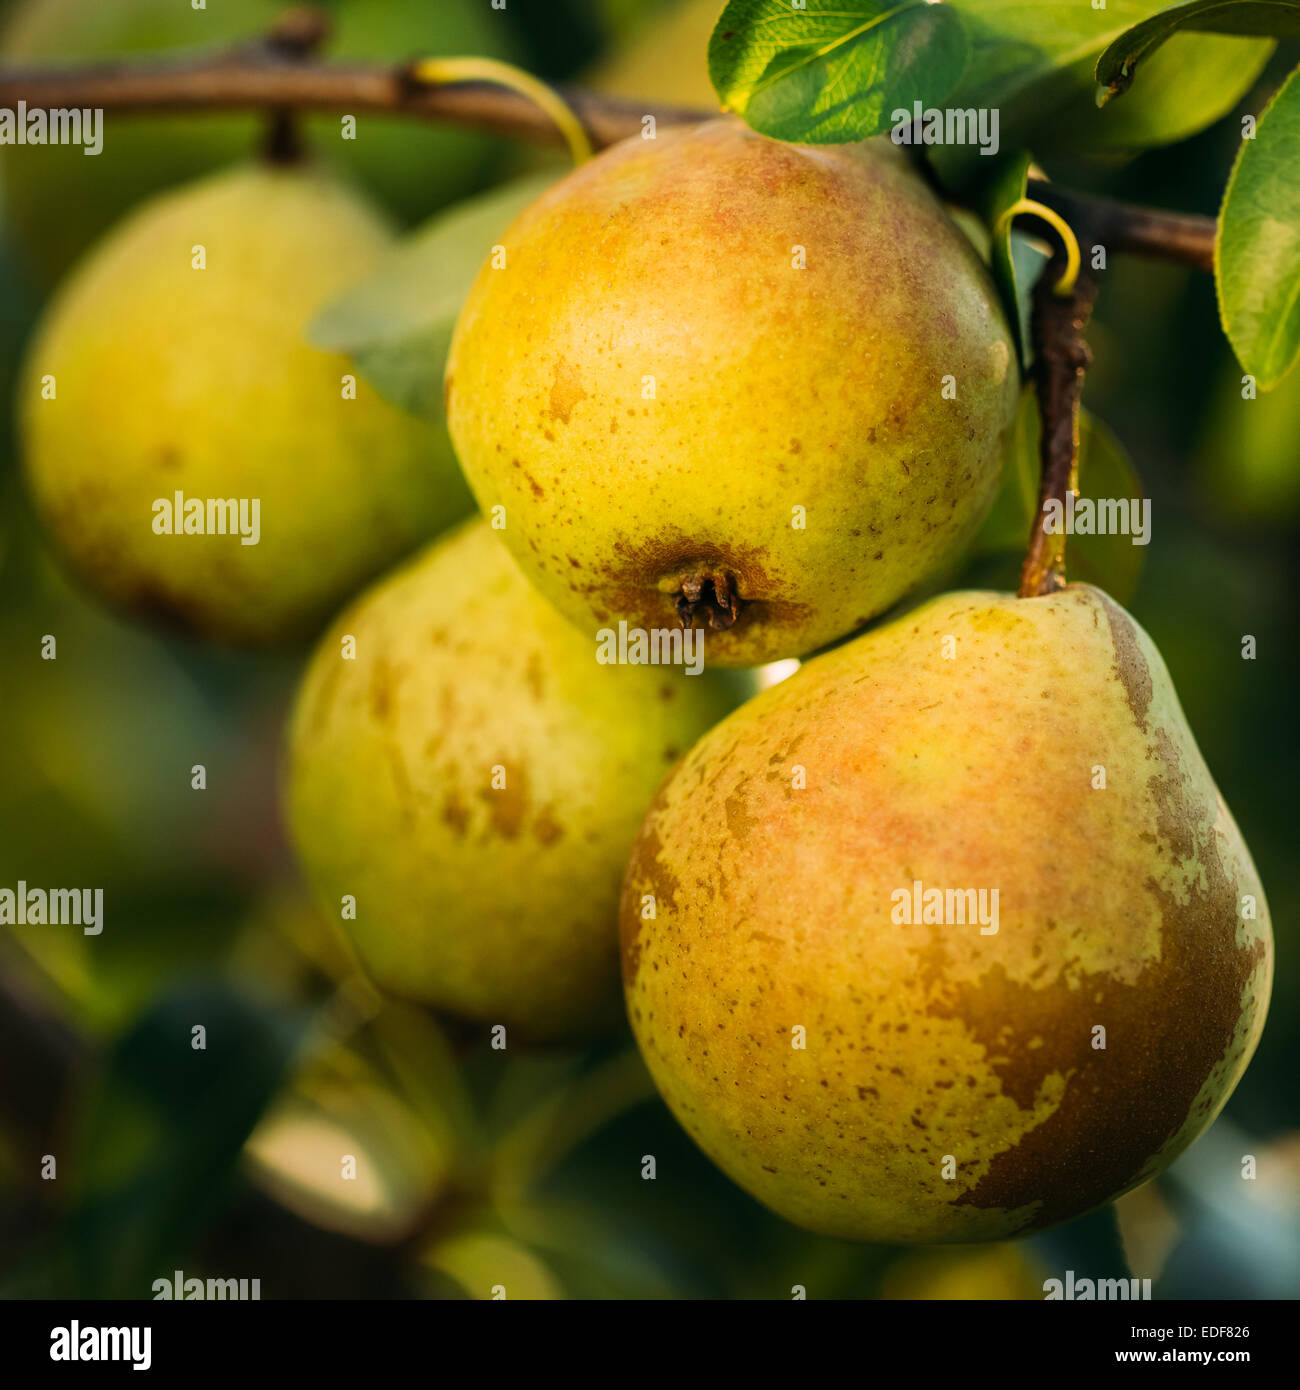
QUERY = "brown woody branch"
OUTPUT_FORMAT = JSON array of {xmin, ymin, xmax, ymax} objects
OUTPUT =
[
  {"xmin": 0, "ymin": 8, "xmax": 1216, "ymax": 271},
  {"xmin": 0, "ymin": 6, "xmax": 710, "ymax": 158},
  {"xmin": 1018, "ymin": 240, "xmax": 1101, "ymax": 598},
  {"xmin": 1026, "ymin": 182, "xmax": 1214, "ymax": 273}
]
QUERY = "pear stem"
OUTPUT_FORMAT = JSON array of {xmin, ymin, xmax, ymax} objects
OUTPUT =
[
  {"xmin": 998, "ymin": 198, "xmax": 1082, "ymax": 296},
  {"xmin": 262, "ymin": 109, "xmax": 306, "ymax": 164},
  {"xmin": 1018, "ymin": 245, "xmax": 1100, "ymax": 598},
  {"xmin": 258, "ymin": 7, "xmax": 331, "ymax": 167},
  {"xmin": 408, "ymin": 57, "xmax": 594, "ymax": 166}
]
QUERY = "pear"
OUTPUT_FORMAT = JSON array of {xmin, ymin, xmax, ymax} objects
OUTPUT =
[
  {"xmin": 287, "ymin": 519, "xmax": 750, "ymax": 1041},
  {"xmin": 621, "ymin": 585, "xmax": 1272, "ymax": 1241},
  {"xmin": 19, "ymin": 163, "xmax": 474, "ymax": 645},
  {"xmin": 445, "ymin": 117, "xmax": 1019, "ymax": 667}
]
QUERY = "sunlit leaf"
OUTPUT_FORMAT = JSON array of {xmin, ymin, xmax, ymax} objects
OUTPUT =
[
  {"xmin": 708, "ymin": 0, "xmax": 969, "ymax": 144},
  {"xmin": 1095, "ymin": 0, "xmax": 1300, "ymax": 103},
  {"xmin": 1051, "ymin": 32, "xmax": 1274, "ymax": 153},
  {"xmin": 1217, "ymin": 63, "xmax": 1300, "ymax": 389},
  {"xmin": 938, "ymin": 0, "xmax": 1274, "ymax": 173}
]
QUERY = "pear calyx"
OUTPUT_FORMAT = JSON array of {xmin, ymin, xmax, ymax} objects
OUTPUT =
[{"xmin": 675, "ymin": 569, "xmax": 743, "ymax": 631}]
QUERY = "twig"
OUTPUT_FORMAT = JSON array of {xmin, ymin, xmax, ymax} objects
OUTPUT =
[
  {"xmin": 1018, "ymin": 246, "xmax": 1101, "ymax": 597},
  {"xmin": 0, "ymin": 18, "xmax": 1216, "ymax": 271}
]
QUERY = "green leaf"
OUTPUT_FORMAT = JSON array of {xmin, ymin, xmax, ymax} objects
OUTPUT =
[
  {"xmin": 938, "ymin": 0, "xmax": 1274, "ymax": 170},
  {"xmin": 1051, "ymin": 31, "xmax": 1274, "ymax": 153},
  {"xmin": 1217, "ymin": 63, "xmax": 1300, "ymax": 390},
  {"xmin": 973, "ymin": 387, "xmax": 1146, "ymax": 605},
  {"xmin": 980, "ymin": 151, "xmax": 1047, "ymax": 366},
  {"xmin": 1096, "ymin": 1, "xmax": 1300, "ymax": 104},
  {"xmin": 309, "ymin": 172, "xmax": 557, "ymax": 421},
  {"xmin": 708, "ymin": 0, "xmax": 969, "ymax": 144}
]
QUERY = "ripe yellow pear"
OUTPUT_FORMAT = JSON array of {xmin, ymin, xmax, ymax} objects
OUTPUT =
[
  {"xmin": 446, "ymin": 118, "xmax": 1018, "ymax": 666},
  {"xmin": 287, "ymin": 519, "xmax": 750, "ymax": 1041},
  {"xmin": 19, "ymin": 164, "xmax": 474, "ymax": 645},
  {"xmin": 621, "ymin": 585, "xmax": 1272, "ymax": 1241}
]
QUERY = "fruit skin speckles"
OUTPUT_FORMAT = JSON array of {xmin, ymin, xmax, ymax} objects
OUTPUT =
[
  {"xmin": 619, "ymin": 584, "xmax": 1273, "ymax": 1243},
  {"xmin": 445, "ymin": 116, "xmax": 1019, "ymax": 667},
  {"xmin": 289, "ymin": 520, "xmax": 753, "ymax": 1043}
]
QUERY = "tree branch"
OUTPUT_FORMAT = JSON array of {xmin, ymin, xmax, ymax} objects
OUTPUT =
[
  {"xmin": 0, "ymin": 17, "xmax": 708, "ymax": 154},
  {"xmin": 1027, "ymin": 180, "xmax": 1214, "ymax": 273},
  {"xmin": 0, "ymin": 13, "xmax": 1215, "ymax": 271}
]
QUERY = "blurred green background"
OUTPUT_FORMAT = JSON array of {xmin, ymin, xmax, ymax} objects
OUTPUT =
[{"xmin": 0, "ymin": 0, "xmax": 1296, "ymax": 1299}]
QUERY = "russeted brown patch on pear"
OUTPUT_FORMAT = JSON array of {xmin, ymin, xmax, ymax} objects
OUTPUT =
[
  {"xmin": 619, "ymin": 585, "xmax": 1272, "ymax": 1242},
  {"xmin": 287, "ymin": 520, "xmax": 751, "ymax": 1043},
  {"xmin": 445, "ymin": 117, "xmax": 1019, "ymax": 666}
]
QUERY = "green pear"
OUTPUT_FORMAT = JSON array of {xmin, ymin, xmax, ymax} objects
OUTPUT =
[
  {"xmin": 287, "ymin": 519, "xmax": 750, "ymax": 1041},
  {"xmin": 0, "ymin": 0, "xmax": 517, "ymax": 280},
  {"xmin": 621, "ymin": 585, "xmax": 1272, "ymax": 1241},
  {"xmin": 445, "ymin": 117, "xmax": 1019, "ymax": 667},
  {"xmin": 19, "ymin": 163, "xmax": 474, "ymax": 645}
]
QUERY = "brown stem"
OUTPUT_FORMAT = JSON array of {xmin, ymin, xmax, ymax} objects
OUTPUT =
[
  {"xmin": 263, "ymin": 108, "xmax": 306, "ymax": 163},
  {"xmin": 0, "ymin": 18, "xmax": 1216, "ymax": 271},
  {"xmin": 1018, "ymin": 245, "xmax": 1101, "ymax": 598},
  {"xmin": 261, "ymin": 7, "xmax": 330, "ymax": 165}
]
